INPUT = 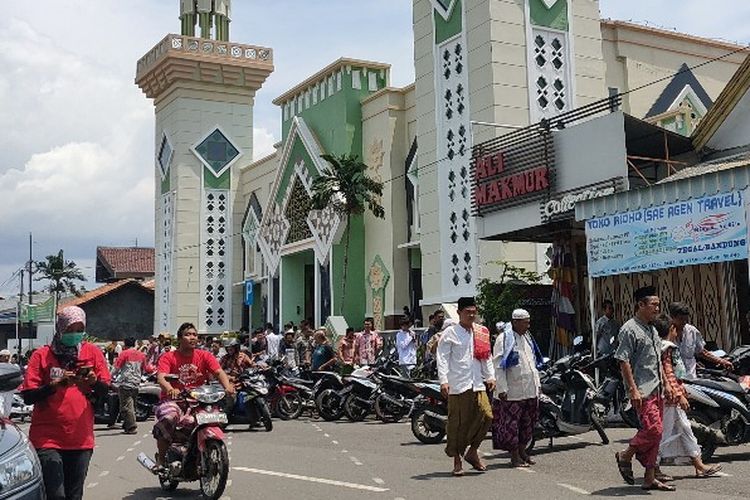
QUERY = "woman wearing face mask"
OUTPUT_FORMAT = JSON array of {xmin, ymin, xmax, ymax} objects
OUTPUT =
[{"xmin": 20, "ymin": 305, "xmax": 111, "ymax": 500}]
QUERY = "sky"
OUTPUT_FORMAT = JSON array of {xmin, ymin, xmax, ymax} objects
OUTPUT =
[{"xmin": 1, "ymin": 0, "xmax": 749, "ymax": 297}]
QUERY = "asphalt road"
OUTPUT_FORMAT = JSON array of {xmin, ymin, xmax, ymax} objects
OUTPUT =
[{"xmin": 24, "ymin": 416, "xmax": 750, "ymax": 500}]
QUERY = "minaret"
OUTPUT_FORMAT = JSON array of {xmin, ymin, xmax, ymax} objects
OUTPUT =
[{"xmin": 136, "ymin": 0, "xmax": 273, "ymax": 335}]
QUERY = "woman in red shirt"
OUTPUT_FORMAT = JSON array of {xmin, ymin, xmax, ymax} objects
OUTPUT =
[{"xmin": 21, "ymin": 305, "xmax": 111, "ymax": 500}]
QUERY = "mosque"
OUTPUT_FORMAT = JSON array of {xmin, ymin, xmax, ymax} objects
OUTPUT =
[{"xmin": 136, "ymin": 0, "xmax": 746, "ymax": 337}]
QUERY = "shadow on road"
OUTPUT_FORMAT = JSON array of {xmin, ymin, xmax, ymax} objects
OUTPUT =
[
  {"xmin": 589, "ymin": 485, "xmax": 652, "ymax": 496},
  {"xmin": 410, "ymin": 470, "xmax": 484, "ymax": 480},
  {"xmin": 712, "ymin": 449, "xmax": 750, "ymax": 463},
  {"xmin": 121, "ymin": 486, "xmax": 198, "ymax": 499}
]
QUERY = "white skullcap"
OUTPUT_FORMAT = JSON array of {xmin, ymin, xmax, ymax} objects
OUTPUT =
[
  {"xmin": 511, "ymin": 308, "xmax": 530, "ymax": 320},
  {"xmin": 0, "ymin": 349, "xmax": 10, "ymax": 356}
]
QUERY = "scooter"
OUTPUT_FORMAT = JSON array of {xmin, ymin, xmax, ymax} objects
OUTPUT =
[
  {"xmin": 10, "ymin": 393, "xmax": 33, "ymax": 422},
  {"xmin": 410, "ymin": 381, "xmax": 447, "ymax": 444},
  {"xmin": 137, "ymin": 381, "xmax": 229, "ymax": 500},
  {"xmin": 531, "ymin": 336, "xmax": 609, "ymax": 451},
  {"xmin": 227, "ymin": 367, "xmax": 273, "ymax": 431},
  {"xmin": 95, "ymin": 373, "xmax": 161, "ymax": 425}
]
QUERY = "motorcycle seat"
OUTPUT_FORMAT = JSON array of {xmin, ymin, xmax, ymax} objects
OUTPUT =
[{"xmin": 685, "ymin": 378, "xmax": 745, "ymax": 395}]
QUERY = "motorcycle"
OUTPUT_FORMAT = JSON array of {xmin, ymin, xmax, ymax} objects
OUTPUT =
[
  {"xmin": 410, "ymin": 381, "xmax": 447, "ymax": 444},
  {"xmin": 227, "ymin": 367, "xmax": 273, "ymax": 431},
  {"xmin": 342, "ymin": 353, "xmax": 401, "ymax": 422},
  {"xmin": 96, "ymin": 373, "xmax": 161, "ymax": 425},
  {"xmin": 682, "ymin": 345, "xmax": 750, "ymax": 461},
  {"xmin": 137, "ymin": 382, "xmax": 229, "ymax": 500},
  {"xmin": 530, "ymin": 337, "xmax": 609, "ymax": 451},
  {"xmin": 265, "ymin": 362, "xmax": 313, "ymax": 420},
  {"xmin": 374, "ymin": 372, "xmax": 419, "ymax": 423},
  {"xmin": 10, "ymin": 393, "xmax": 33, "ymax": 422}
]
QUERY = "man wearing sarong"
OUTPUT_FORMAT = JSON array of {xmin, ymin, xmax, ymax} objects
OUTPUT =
[
  {"xmin": 491, "ymin": 309, "xmax": 542, "ymax": 467},
  {"xmin": 436, "ymin": 297, "xmax": 495, "ymax": 476},
  {"xmin": 614, "ymin": 286, "xmax": 674, "ymax": 492}
]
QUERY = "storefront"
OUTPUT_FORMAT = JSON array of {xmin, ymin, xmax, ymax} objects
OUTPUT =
[
  {"xmin": 472, "ymin": 98, "xmax": 696, "ymax": 355},
  {"xmin": 577, "ymin": 162, "xmax": 750, "ymax": 350}
]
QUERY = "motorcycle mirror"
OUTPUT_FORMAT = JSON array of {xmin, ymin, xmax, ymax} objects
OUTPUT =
[{"xmin": 0, "ymin": 364, "xmax": 22, "ymax": 392}]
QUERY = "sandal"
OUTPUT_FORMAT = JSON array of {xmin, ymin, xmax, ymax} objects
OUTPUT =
[
  {"xmin": 615, "ymin": 452, "xmax": 635, "ymax": 485},
  {"xmin": 696, "ymin": 464, "xmax": 722, "ymax": 478},
  {"xmin": 642, "ymin": 480, "xmax": 676, "ymax": 491},
  {"xmin": 465, "ymin": 457, "xmax": 487, "ymax": 472},
  {"xmin": 655, "ymin": 473, "xmax": 674, "ymax": 482},
  {"xmin": 511, "ymin": 460, "xmax": 530, "ymax": 468},
  {"xmin": 452, "ymin": 468, "xmax": 465, "ymax": 477}
]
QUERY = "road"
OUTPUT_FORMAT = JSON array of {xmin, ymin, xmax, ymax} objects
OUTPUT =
[{"xmin": 34, "ymin": 416, "xmax": 750, "ymax": 500}]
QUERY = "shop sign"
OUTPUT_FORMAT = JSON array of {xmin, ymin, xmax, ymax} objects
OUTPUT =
[
  {"xmin": 541, "ymin": 179, "xmax": 623, "ymax": 222},
  {"xmin": 474, "ymin": 151, "xmax": 551, "ymax": 209},
  {"xmin": 585, "ymin": 190, "xmax": 748, "ymax": 278}
]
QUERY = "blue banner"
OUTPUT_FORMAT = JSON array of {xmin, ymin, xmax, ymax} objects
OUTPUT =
[
  {"xmin": 244, "ymin": 279, "xmax": 254, "ymax": 306},
  {"xmin": 586, "ymin": 190, "xmax": 748, "ymax": 278}
]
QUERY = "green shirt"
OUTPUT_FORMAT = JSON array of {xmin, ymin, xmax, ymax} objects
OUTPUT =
[{"xmin": 614, "ymin": 317, "xmax": 662, "ymax": 398}]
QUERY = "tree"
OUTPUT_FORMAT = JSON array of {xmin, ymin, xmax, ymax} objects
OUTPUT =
[
  {"xmin": 35, "ymin": 250, "xmax": 86, "ymax": 303},
  {"xmin": 311, "ymin": 154, "xmax": 385, "ymax": 315},
  {"xmin": 475, "ymin": 261, "xmax": 543, "ymax": 335}
]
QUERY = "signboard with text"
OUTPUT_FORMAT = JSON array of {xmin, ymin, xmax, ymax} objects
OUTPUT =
[{"xmin": 585, "ymin": 190, "xmax": 748, "ymax": 278}]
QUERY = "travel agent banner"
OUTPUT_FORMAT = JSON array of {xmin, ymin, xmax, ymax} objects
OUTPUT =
[{"xmin": 585, "ymin": 190, "xmax": 748, "ymax": 278}]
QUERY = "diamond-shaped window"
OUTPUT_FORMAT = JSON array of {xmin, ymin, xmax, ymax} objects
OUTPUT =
[
  {"xmin": 193, "ymin": 128, "xmax": 241, "ymax": 177},
  {"xmin": 157, "ymin": 133, "xmax": 173, "ymax": 179}
]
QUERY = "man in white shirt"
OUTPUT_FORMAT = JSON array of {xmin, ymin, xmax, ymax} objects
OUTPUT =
[
  {"xmin": 265, "ymin": 323, "xmax": 283, "ymax": 360},
  {"xmin": 395, "ymin": 317, "xmax": 417, "ymax": 377},
  {"xmin": 436, "ymin": 297, "xmax": 495, "ymax": 477},
  {"xmin": 668, "ymin": 302, "xmax": 733, "ymax": 378},
  {"xmin": 491, "ymin": 308, "xmax": 541, "ymax": 467}
]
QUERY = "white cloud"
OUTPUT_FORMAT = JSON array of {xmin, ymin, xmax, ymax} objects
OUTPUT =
[{"xmin": 253, "ymin": 127, "xmax": 277, "ymax": 161}]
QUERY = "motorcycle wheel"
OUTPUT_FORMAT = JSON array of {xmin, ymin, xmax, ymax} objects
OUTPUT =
[
  {"xmin": 343, "ymin": 393, "xmax": 370, "ymax": 422},
  {"xmin": 278, "ymin": 392, "xmax": 304, "ymax": 420},
  {"xmin": 688, "ymin": 410, "xmax": 717, "ymax": 463},
  {"xmin": 410, "ymin": 410, "xmax": 445, "ymax": 444},
  {"xmin": 200, "ymin": 439, "xmax": 229, "ymax": 500},
  {"xmin": 374, "ymin": 393, "xmax": 407, "ymax": 423},
  {"xmin": 316, "ymin": 389, "xmax": 344, "ymax": 421},
  {"xmin": 589, "ymin": 404, "xmax": 609, "ymax": 445},
  {"xmin": 159, "ymin": 476, "xmax": 179, "ymax": 492}
]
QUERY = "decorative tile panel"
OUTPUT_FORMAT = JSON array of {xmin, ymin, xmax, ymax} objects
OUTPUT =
[
  {"xmin": 157, "ymin": 191, "xmax": 175, "ymax": 333},
  {"xmin": 528, "ymin": 27, "xmax": 572, "ymax": 122},
  {"xmin": 201, "ymin": 189, "xmax": 231, "ymax": 332},
  {"xmin": 157, "ymin": 132, "xmax": 174, "ymax": 179},
  {"xmin": 435, "ymin": 31, "xmax": 477, "ymax": 298},
  {"xmin": 192, "ymin": 128, "xmax": 241, "ymax": 178},
  {"xmin": 257, "ymin": 202, "xmax": 289, "ymax": 276},
  {"xmin": 284, "ymin": 180, "xmax": 314, "ymax": 244},
  {"xmin": 307, "ymin": 204, "xmax": 341, "ymax": 265}
]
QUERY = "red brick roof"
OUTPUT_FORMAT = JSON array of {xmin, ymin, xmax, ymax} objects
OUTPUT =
[
  {"xmin": 62, "ymin": 279, "xmax": 154, "ymax": 307},
  {"xmin": 96, "ymin": 246, "xmax": 154, "ymax": 280}
]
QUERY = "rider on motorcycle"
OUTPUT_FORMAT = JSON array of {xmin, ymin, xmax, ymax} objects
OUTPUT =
[
  {"xmin": 220, "ymin": 338, "xmax": 254, "ymax": 412},
  {"xmin": 153, "ymin": 323, "xmax": 236, "ymax": 468}
]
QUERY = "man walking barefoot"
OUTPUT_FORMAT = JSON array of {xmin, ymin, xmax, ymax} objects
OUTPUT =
[
  {"xmin": 614, "ymin": 286, "xmax": 674, "ymax": 492},
  {"xmin": 436, "ymin": 297, "xmax": 495, "ymax": 476}
]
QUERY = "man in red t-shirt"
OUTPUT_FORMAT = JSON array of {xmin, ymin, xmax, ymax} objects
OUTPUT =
[
  {"xmin": 153, "ymin": 322, "xmax": 235, "ymax": 467},
  {"xmin": 21, "ymin": 306, "xmax": 111, "ymax": 500}
]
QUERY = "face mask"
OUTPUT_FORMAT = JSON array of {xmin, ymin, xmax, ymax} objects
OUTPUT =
[{"xmin": 60, "ymin": 332, "xmax": 85, "ymax": 347}]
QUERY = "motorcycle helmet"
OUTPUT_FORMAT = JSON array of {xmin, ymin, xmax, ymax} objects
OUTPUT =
[{"xmin": 224, "ymin": 338, "xmax": 241, "ymax": 352}]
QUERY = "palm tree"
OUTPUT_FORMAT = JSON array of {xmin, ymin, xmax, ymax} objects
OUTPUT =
[
  {"xmin": 311, "ymin": 154, "xmax": 385, "ymax": 315},
  {"xmin": 35, "ymin": 250, "xmax": 86, "ymax": 303}
]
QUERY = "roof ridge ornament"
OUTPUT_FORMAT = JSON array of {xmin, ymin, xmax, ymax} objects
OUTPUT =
[
  {"xmin": 541, "ymin": 0, "xmax": 560, "ymax": 10},
  {"xmin": 430, "ymin": 0, "xmax": 458, "ymax": 22}
]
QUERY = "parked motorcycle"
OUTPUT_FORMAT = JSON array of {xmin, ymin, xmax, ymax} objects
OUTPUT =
[
  {"xmin": 531, "ymin": 337, "xmax": 609, "ymax": 451},
  {"xmin": 137, "ymin": 382, "xmax": 229, "ymax": 500},
  {"xmin": 10, "ymin": 393, "xmax": 33, "ymax": 422},
  {"xmin": 682, "ymin": 346, "xmax": 750, "ymax": 461},
  {"xmin": 96, "ymin": 373, "xmax": 161, "ymax": 425},
  {"xmin": 374, "ymin": 373, "xmax": 419, "ymax": 423},
  {"xmin": 410, "ymin": 381, "xmax": 447, "ymax": 444},
  {"xmin": 342, "ymin": 352, "xmax": 401, "ymax": 422},
  {"xmin": 227, "ymin": 367, "xmax": 273, "ymax": 431}
]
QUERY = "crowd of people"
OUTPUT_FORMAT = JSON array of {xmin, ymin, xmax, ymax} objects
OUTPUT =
[{"xmin": 5, "ymin": 286, "xmax": 735, "ymax": 498}]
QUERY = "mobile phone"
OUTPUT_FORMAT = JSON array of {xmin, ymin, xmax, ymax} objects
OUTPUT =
[{"xmin": 76, "ymin": 365, "xmax": 93, "ymax": 377}]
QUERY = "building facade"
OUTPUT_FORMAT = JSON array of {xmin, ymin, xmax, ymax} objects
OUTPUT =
[{"xmin": 139, "ymin": 1, "xmax": 746, "ymax": 334}]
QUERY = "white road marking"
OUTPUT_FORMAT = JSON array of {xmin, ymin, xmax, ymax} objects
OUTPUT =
[
  {"xmin": 557, "ymin": 483, "xmax": 590, "ymax": 495},
  {"xmin": 331, "ymin": 440, "xmax": 339, "ymax": 444},
  {"xmin": 372, "ymin": 477, "xmax": 385, "ymax": 484},
  {"xmin": 349, "ymin": 456, "xmax": 363, "ymax": 466},
  {"xmin": 98, "ymin": 471, "xmax": 109, "ymax": 478},
  {"xmin": 515, "ymin": 467, "xmax": 536, "ymax": 473},
  {"xmin": 133, "ymin": 440, "xmax": 141, "ymax": 446},
  {"xmin": 126, "ymin": 448, "xmax": 134, "ymax": 452},
  {"xmin": 86, "ymin": 483, "xmax": 98, "ymax": 489},
  {"xmin": 142, "ymin": 434, "xmax": 149, "ymax": 438},
  {"xmin": 341, "ymin": 449, "xmax": 348, "ymax": 453},
  {"xmin": 324, "ymin": 433, "xmax": 330, "ymax": 437},
  {"xmin": 567, "ymin": 435, "xmax": 584, "ymax": 442},
  {"xmin": 714, "ymin": 471, "xmax": 733, "ymax": 477},
  {"xmin": 116, "ymin": 455, "xmax": 125, "ymax": 462},
  {"xmin": 233, "ymin": 467, "xmax": 389, "ymax": 492},
  {"xmin": 226, "ymin": 479, "xmax": 233, "ymax": 488}
]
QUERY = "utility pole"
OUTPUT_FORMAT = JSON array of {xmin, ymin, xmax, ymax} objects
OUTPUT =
[
  {"xmin": 27, "ymin": 232, "xmax": 33, "ymax": 352},
  {"xmin": 17, "ymin": 268, "xmax": 24, "ymax": 359}
]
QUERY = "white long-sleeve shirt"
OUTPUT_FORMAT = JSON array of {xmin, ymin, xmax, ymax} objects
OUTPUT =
[
  {"xmin": 436, "ymin": 323, "xmax": 495, "ymax": 395},
  {"xmin": 493, "ymin": 329, "xmax": 540, "ymax": 401},
  {"xmin": 396, "ymin": 329, "xmax": 417, "ymax": 366}
]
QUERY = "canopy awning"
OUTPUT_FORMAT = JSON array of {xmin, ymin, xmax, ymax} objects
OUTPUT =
[{"xmin": 575, "ymin": 153, "xmax": 750, "ymax": 221}]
